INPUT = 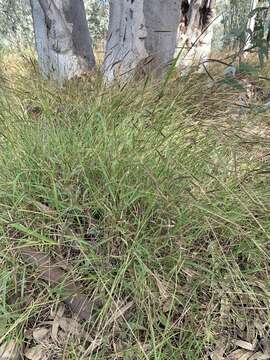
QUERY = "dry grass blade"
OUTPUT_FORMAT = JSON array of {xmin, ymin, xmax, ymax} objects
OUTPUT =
[
  {"xmin": 81, "ymin": 301, "xmax": 133, "ymax": 357},
  {"xmin": 0, "ymin": 340, "xmax": 21, "ymax": 360},
  {"xmin": 105, "ymin": 301, "xmax": 133, "ymax": 327}
]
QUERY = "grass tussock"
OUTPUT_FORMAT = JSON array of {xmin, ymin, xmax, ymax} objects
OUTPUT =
[{"xmin": 0, "ymin": 52, "xmax": 270, "ymax": 359}]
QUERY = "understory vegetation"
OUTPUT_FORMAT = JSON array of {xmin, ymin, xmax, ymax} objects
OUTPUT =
[{"xmin": 0, "ymin": 53, "xmax": 270, "ymax": 359}]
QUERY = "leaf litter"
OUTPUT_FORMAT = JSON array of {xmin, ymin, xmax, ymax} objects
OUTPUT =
[
  {"xmin": 207, "ymin": 283, "xmax": 270, "ymax": 360},
  {"xmin": 209, "ymin": 326, "xmax": 270, "ymax": 360},
  {"xmin": 12, "ymin": 246, "xmax": 135, "ymax": 359},
  {"xmin": 22, "ymin": 303, "xmax": 95, "ymax": 359}
]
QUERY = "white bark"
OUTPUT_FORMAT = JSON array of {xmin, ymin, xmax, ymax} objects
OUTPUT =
[
  {"xmin": 102, "ymin": 0, "xmax": 180, "ymax": 82},
  {"xmin": 244, "ymin": 0, "xmax": 258, "ymax": 53},
  {"xmin": 174, "ymin": 0, "xmax": 216, "ymax": 72},
  {"xmin": 30, "ymin": 0, "xmax": 95, "ymax": 82}
]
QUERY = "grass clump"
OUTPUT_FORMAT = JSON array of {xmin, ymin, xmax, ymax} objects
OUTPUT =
[{"xmin": 0, "ymin": 53, "xmax": 270, "ymax": 359}]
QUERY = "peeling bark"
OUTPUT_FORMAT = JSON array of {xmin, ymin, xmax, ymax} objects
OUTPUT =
[
  {"xmin": 175, "ymin": 0, "xmax": 215, "ymax": 72},
  {"xmin": 102, "ymin": 0, "xmax": 180, "ymax": 82},
  {"xmin": 244, "ymin": 0, "xmax": 258, "ymax": 53},
  {"xmin": 30, "ymin": 0, "xmax": 95, "ymax": 82}
]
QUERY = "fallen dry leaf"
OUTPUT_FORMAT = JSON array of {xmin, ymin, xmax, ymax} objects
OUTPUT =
[
  {"xmin": 51, "ymin": 305, "xmax": 65, "ymax": 342},
  {"xmin": 0, "ymin": 340, "xmax": 21, "ymax": 360},
  {"xmin": 58, "ymin": 317, "xmax": 81, "ymax": 336},
  {"xmin": 32, "ymin": 328, "xmax": 50, "ymax": 343},
  {"xmin": 220, "ymin": 296, "xmax": 231, "ymax": 321},
  {"xmin": 233, "ymin": 340, "xmax": 256, "ymax": 351},
  {"xmin": 33, "ymin": 201, "xmax": 55, "ymax": 215},
  {"xmin": 228, "ymin": 349, "xmax": 254, "ymax": 360},
  {"xmin": 51, "ymin": 304, "xmax": 92, "ymax": 343},
  {"xmin": 210, "ymin": 344, "xmax": 226, "ymax": 360},
  {"xmin": 162, "ymin": 298, "xmax": 172, "ymax": 313},
  {"xmin": 25, "ymin": 345, "xmax": 47, "ymax": 360},
  {"xmin": 249, "ymin": 352, "xmax": 270, "ymax": 360},
  {"xmin": 58, "ymin": 317, "xmax": 93, "ymax": 342}
]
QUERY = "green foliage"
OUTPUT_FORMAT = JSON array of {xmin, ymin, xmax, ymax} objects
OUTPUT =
[
  {"xmin": 85, "ymin": 0, "xmax": 109, "ymax": 47},
  {"xmin": 0, "ymin": 0, "xmax": 108, "ymax": 49},
  {"xmin": 222, "ymin": 0, "xmax": 254, "ymax": 50},
  {"xmin": 221, "ymin": 0, "xmax": 270, "ymax": 67},
  {"xmin": 0, "ymin": 0, "xmax": 33, "ymax": 49},
  {"xmin": 247, "ymin": 4, "xmax": 270, "ymax": 66}
]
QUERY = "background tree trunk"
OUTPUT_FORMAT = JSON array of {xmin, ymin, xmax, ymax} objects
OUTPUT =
[
  {"xmin": 175, "ymin": 0, "xmax": 215, "ymax": 72},
  {"xmin": 244, "ymin": 0, "xmax": 258, "ymax": 53},
  {"xmin": 30, "ymin": 0, "xmax": 95, "ymax": 82},
  {"xmin": 102, "ymin": 0, "xmax": 180, "ymax": 82}
]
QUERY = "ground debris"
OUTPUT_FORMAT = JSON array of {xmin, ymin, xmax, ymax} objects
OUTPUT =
[
  {"xmin": 25, "ymin": 345, "xmax": 47, "ymax": 360},
  {"xmin": 209, "ymin": 332, "xmax": 270, "ymax": 360},
  {"xmin": 0, "ymin": 340, "xmax": 22, "ymax": 360},
  {"xmin": 209, "ymin": 343, "xmax": 226, "ymax": 359},
  {"xmin": 22, "ymin": 303, "xmax": 93, "ymax": 360},
  {"xmin": 16, "ymin": 246, "xmax": 93, "ymax": 321}
]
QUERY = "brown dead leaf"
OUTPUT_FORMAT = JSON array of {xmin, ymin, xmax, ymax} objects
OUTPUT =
[
  {"xmin": 210, "ymin": 345, "xmax": 226, "ymax": 360},
  {"xmin": 32, "ymin": 328, "xmax": 50, "ymax": 343},
  {"xmin": 58, "ymin": 317, "xmax": 81, "ymax": 336},
  {"xmin": 59, "ymin": 317, "xmax": 93, "ymax": 342},
  {"xmin": 18, "ymin": 247, "xmax": 77, "ymax": 289},
  {"xmin": 51, "ymin": 305, "xmax": 65, "ymax": 342},
  {"xmin": 51, "ymin": 305, "xmax": 92, "ymax": 343},
  {"xmin": 0, "ymin": 340, "xmax": 21, "ymax": 360},
  {"xmin": 220, "ymin": 296, "xmax": 231, "ymax": 321},
  {"xmin": 67, "ymin": 294, "xmax": 93, "ymax": 321},
  {"xmin": 25, "ymin": 345, "xmax": 47, "ymax": 360},
  {"xmin": 249, "ymin": 352, "xmax": 270, "ymax": 360},
  {"xmin": 228, "ymin": 349, "xmax": 254, "ymax": 360},
  {"xmin": 33, "ymin": 201, "xmax": 54, "ymax": 215},
  {"xmin": 233, "ymin": 340, "xmax": 256, "ymax": 351},
  {"xmin": 162, "ymin": 298, "xmax": 172, "ymax": 313}
]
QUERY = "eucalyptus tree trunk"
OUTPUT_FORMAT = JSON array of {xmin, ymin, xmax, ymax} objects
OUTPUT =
[
  {"xmin": 30, "ymin": 0, "xmax": 95, "ymax": 82},
  {"xmin": 222, "ymin": 0, "xmax": 256, "ymax": 51},
  {"xmin": 174, "ymin": 0, "xmax": 215, "ymax": 72},
  {"xmin": 244, "ymin": 0, "xmax": 258, "ymax": 53},
  {"xmin": 102, "ymin": 0, "xmax": 180, "ymax": 82}
]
